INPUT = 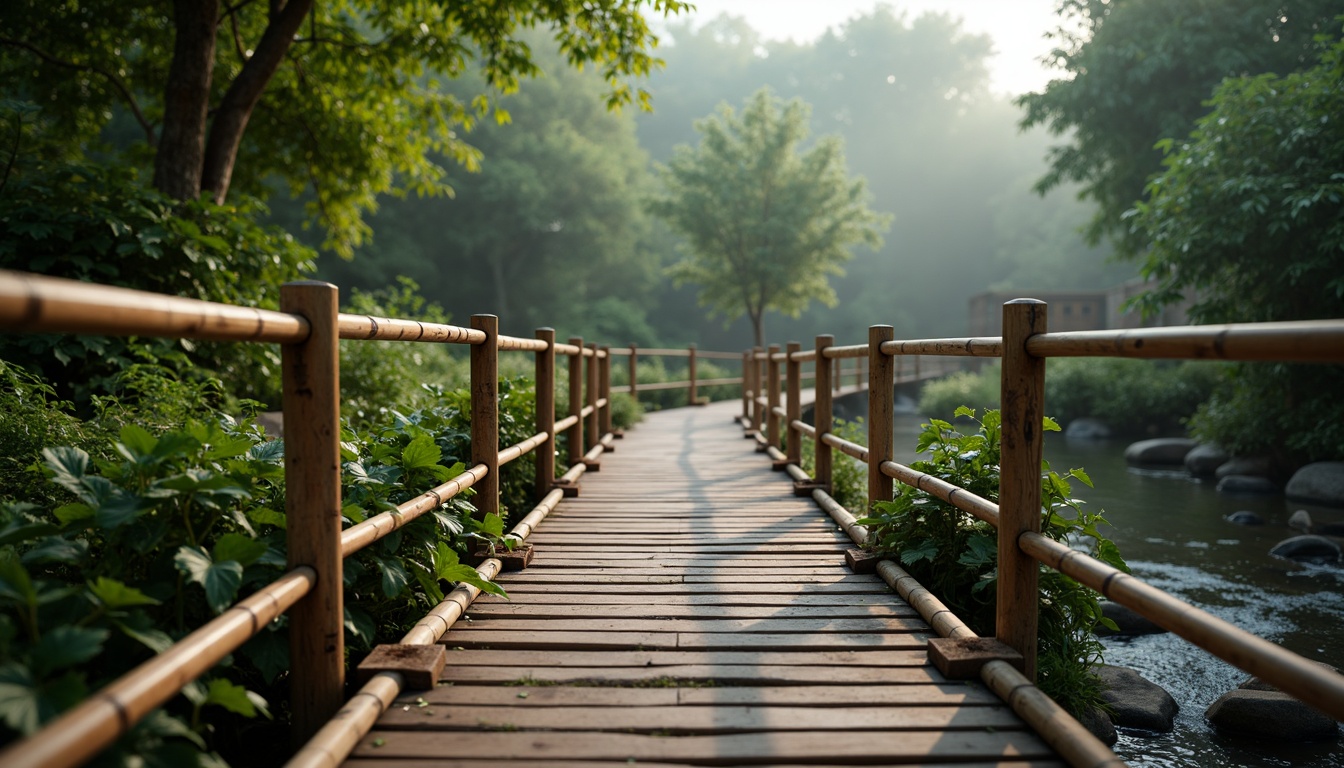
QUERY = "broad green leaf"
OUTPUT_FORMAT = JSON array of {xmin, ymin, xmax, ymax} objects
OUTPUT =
[
  {"xmin": 0, "ymin": 551, "xmax": 36, "ymax": 606},
  {"xmin": 174, "ymin": 546, "xmax": 244, "ymax": 614},
  {"xmin": 114, "ymin": 614, "xmax": 174, "ymax": 654},
  {"xmin": 0, "ymin": 519, "xmax": 60, "ymax": 547},
  {"xmin": 401, "ymin": 435, "xmax": 442, "ymax": 471},
  {"xmin": 117, "ymin": 423, "xmax": 158, "ymax": 459},
  {"xmin": 240, "ymin": 629, "xmax": 289, "ymax": 684},
  {"xmin": 248, "ymin": 440, "xmax": 285, "ymax": 462},
  {"xmin": 89, "ymin": 576, "xmax": 160, "ymax": 609},
  {"xmin": 343, "ymin": 606, "xmax": 376, "ymax": 645},
  {"xmin": 369, "ymin": 554, "xmax": 410, "ymax": 599},
  {"xmin": 247, "ymin": 508, "xmax": 287, "ymax": 530},
  {"xmin": 213, "ymin": 533, "xmax": 267, "ymax": 567},
  {"xmin": 202, "ymin": 678, "xmax": 268, "ymax": 718},
  {"xmin": 52, "ymin": 503, "xmax": 94, "ymax": 525},
  {"xmin": 0, "ymin": 664, "xmax": 85, "ymax": 735},
  {"xmin": 41, "ymin": 447, "xmax": 89, "ymax": 496},
  {"xmin": 480, "ymin": 512, "xmax": 505, "ymax": 538},
  {"xmin": 20, "ymin": 538, "xmax": 87, "ymax": 566},
  {"xmin": 439, "ymin": 564, "xmax": 508, "ymax": 598},
  {"xmin": 1042, "ymin": 416, "xmax": 1061, "ymax": 432},
  {"xmin": 33, "ymin": 625, "xmax": 109, "ymax": 674}
]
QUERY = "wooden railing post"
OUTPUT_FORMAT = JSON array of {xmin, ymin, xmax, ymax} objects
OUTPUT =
[
  {"xmin": 629, "ymin": 343, "xmax": 638, "ymax": 400},
  {"xmin": 585, "ymin": 343, "xmax": 599, "ymax": 453},
  {"xmin": 280, "ymin": 281, "xmax": 343, "ymax": 745},
  {"xmin": 766, "ymin": 343, "xmax": 781, "ymax": 449},
  {"xmin": 999, "ymin": 299, "xmax": 1047, "ymax": 681},
  {"xmin": 741, "ymin": 350, "xmax": 751, "ymax": 422},
  {"xmin": 535, "ymin": 328, "xmax": 556, "ymax": 501},
  {"xmin": 567, "ymin": 336, "xmax": 584, "ymax": 468},
  {"xmin": 688, "ymin": 343, "xmax": 698, "ymax": 407},
  {"xmin": 785, "ymin": 341, "xmax": 802, "ymax": 466},
  {"xmin": 814, "ymin": 335, "xmax": 834, "ymax": 489},
  {"xmin": 470, "ymin": 315, "xmax": 500, "ymax": 519},
  {"xmin": 750, "ymin": 346, "xmax": 764, "ymax": 434},
  {"xmin": 868, "ymin": 326, "xmax": 895, "ymax": 509},
  {"xmin": 833, "ymin": 357, "xmax": 841, "ymax": 392},
  {"xmin": 599, "ymin": 345, "xmax": 613, "ymax": 438}
]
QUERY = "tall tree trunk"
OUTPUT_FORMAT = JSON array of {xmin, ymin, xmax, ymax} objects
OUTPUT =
[
  {"xmin": 200, "ymin": 0, "xmax": 313, "ymax": 203},
  {"xmin": 153, "ymin": 0, "xmax": 220, "ymax": 200},
  {"xmin": 751, "ymin": 312, "xmax": 764, "ymax": 349}
]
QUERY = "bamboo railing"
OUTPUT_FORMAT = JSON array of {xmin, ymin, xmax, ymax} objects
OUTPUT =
[
  {"xmin": 741, "ymin": 302, "xmax": 1344, "ymax": 739},
  {"xmin": 0, "ymin": 271, "xmax": 619, "ymax": 768}
]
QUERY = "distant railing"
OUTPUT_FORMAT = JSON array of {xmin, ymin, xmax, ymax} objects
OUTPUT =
[
  {"xmin": 739, "ymin": 302, "xmax": 1344, "ymax": 760},
  {"xmin": 0, "ymin": 271, "xmax": 623, "ymax": 767}
]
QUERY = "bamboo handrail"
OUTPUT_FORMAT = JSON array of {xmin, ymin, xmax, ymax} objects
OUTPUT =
[
  {"xmin": 341, "ymin": 464, "xmax": 489, "ymax": 558},
  {"xmin": 790, "ymin": 419, "xmax": 816, "ymax": 439},
  {"xmin": 553, "ymin": 342, "xmax": 583, "ymax": 355},
  {"xmin": 0, "ymin": 568, "xmax": 315, "ymax": 768},
  {"xmin": 337, "ymin": 314, "xmax": 483, "ymax": 344},
  {"xmin": 879, "ymin": 460, "xmax": 999, "ymax": 526},
  {"xmin": 821, "ymin": 343, "xmax": 868, "ymax": 359},
  {"xmin": 497, "ymin": 334, "xmax": 548, "ymax": 352},
  {"xmin": 554, "ymin": 413, "xmax": 580, "ymax": 433},
  {"xmin": 0, "ymin": 269, "xmax": 310, "ymax": 343},
  {"xmin": 879, "ymin": 337, "xmax": 1003, "ymax": 357},
  {"xmin": 500, "ymin": 431, "xmax": 550, "ymax": 466},
  {"xmin": 1026, "ymin": 319, "xmax": 1344, "ymax": 362},
  {"xmin": 821, "ymin": 432, "xmax": 868, "ymax": 463}
]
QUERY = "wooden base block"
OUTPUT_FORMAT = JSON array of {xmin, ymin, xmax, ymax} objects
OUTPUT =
[
  {"xmin": 845, "ymin": 548, "xmax": 882, "ymax": 574},
  {"xmin": 927, "ymin": 637, "xmax": 1024, "ymax": 679},
  {"xmin": 582, "ymin": 458, "xmax": 602, "ymax": 471},
  {"xmin": 465, "ymin": 543, "xmax": 534, "ymax": 572},
  {"xmin": 792, "ymin": 480, "xmax": 827, "ymax": 497},
  {"xmin": 356, "ymin": 644, "xmax": 446, "ymax": 690},
  {"xmin": 612, "ymin": 429, "xmax": 625, "ymax": 439},
  {"xmin": 770, "ymin": 459, "xmax": 792, "ymax": 472},
  {"xmin": 553, "ymin": 480, "xmax": 580, "ymax": 498}
]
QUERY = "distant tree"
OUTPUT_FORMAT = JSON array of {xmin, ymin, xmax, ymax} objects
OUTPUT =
[
  {"xmin": 1018, "ymin": 0, "xmax": 1340, "ymax": 255},
  {"xmin": 650, "ymin": 88, "xmax": 888, "ymax": 348},
  {"xmin": 1130, "ymin": 33, "xmax": 1344, "ymax": 466},
  {"xmin": 0, "ymin": 0, "xmax": 686, "ymax": 253}
]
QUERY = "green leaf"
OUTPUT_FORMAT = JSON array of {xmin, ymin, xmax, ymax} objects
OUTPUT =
[
  {"xmin": 401, "ymin": 435, "xmax": 442, "ymax": 471},
  {"xmin": 118, "ymin": 423, "xmax": 158, "ymax": 459},
  {"xmin": 439, "ymin": 564, "xmax": 508, "ymax": 598},
  {"xmin": 1042, "ymin": 416, "xmax": 1061, "ymax": 432},
  {"xmin": 0, "ymin": 519, "xmax": 60, "ymax": 547},
  {"xmin": 480, "ymin": 512, "xmax": 505, "ymax": 539},
  {"xmin": 42, "ymin": 446, "xmax": 90, "ymax": 496},
  {"xmin": 52, "ymin": 503, "xmax": 94, "ymax": 525},
  {"xmin": 0, "ymin": 664, "xmax": 85, "ymax": 735},
  {"xmin": 113, "ymin": 614, "xmax": 174, "ymax": 654},
  {"xmin": 174, "ymin": 546, "xmax": 244, "ymax": 614},
  {"xmin": 213, "ymin": 533, "xmax": 268, "ymax": 567},
  {"xmin": 202, "ymin": 678, "xmax": 269, "ymax": 719},
  {"xmin": 0, "ymin": 551, "xmax": 36, "ymax": 606},
  {"xmin": 247, "ymin": 508, "xmax": 287, "ymax": 530},
  {"xmin": 33, "ymin": 625, "xmax": 109, "ymax": 674},
  {"xmin": 240, "ymin": 629, "xmax": 289, "ymax": 684},
  {"xmin": 89, "ymin": 576, "xmax": 161, "ymax": 609},
  {"xmin": 369, "ymin": 554, "xmax": 411, "ymax": 599}
]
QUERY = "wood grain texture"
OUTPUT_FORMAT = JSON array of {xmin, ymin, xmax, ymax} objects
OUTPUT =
[{"xmin": 339, "ymin": 400, "xmax": 1059, "ymax": 767}]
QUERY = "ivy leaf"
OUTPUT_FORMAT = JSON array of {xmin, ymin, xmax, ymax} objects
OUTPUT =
[
  {"xmin": 174, "ymin": 546, "xmax": 244, "ymax": 614},
  {"xmin": 113, "ymin": 613, "xmax": 174, "ymax": 654},
  {"xmin": 89, "ymin": 576, "xmax": 161, "ymax": 609},
  {"xmin": 213, "ymin": 533, "xmax": 267, "ymax": 567},
  {"xmin": 0, "ymin": 664, "xmax": 85, "ymax": 735},
  {"xmin": 32, "ymin": 625, "xmax": 109, "ymax": 675}
]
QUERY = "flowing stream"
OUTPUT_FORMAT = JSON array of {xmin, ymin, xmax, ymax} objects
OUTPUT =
[{"xmin": 887, "ymin": 413, "xmax": 1344, "ymax": 767}]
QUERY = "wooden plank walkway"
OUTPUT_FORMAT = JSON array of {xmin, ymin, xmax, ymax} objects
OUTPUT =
[{"xmin": 344, "ymin": 401, "xmax": 1062, "ymax": 767}]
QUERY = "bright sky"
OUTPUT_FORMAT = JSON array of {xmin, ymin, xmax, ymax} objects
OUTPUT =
[{"xmin": 675, "ymin": 0, "xmax": 1064, "ymax": 96}]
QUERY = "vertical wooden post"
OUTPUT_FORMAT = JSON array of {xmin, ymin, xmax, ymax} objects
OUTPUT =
[
  {"xmin": 599, "ymin": 346, "xmax": 613, "ymax": 438},
  {"xmin": 535, "ymin": 328, "xmax": 556, "ymax": 502},
  {"xmin": 629, "ymin": 343, "xmax": 638, "ymax": 399},
  {"xmin": 867, "ymin": 326, "xmax": 895, "ymax": 510},
  {"xmin": 567, "ymin": 337, "xmax": 584, "ymax": 468},
  {"xmin": 814, "ymin": 335, "xmax": 834, "ymax": 489},
  {"xmin": 999, "ymin": 299, "xmax": 1047, "ymax": 681},
  {"xmin": 833, "ymin": 357, "xmax": 841, "ymax": 392},
  {"xmin": 786, "ymin": 341, "xmax": 802, "ymax": 466},
  {"xmin": 766, "ymin": 344, "xmax": 781, "ymax": 449},
  {"xmin": 585, "ymin": 343, "xmax": 599, "ymax": 452},
  {"xmin": 741, "ymin": 351, "xmax": 751, "ymax": 421},
  {"xmin": 896, "ymin": 354, "xmax": 903, "ymax": 383},
  {"xmin": 470, "ymin": 315, "xmax": 500, "ymax": 519},
  {"xmin": 750, "ymin": 347, "xmax": 763, "ymax": 434},
  {"xmin": 688, "ymin": 343, "xmax": 698, "ymax": 407},
  {"xmin": 281, "ymin": 281, "xmax": 343, "ymax": 745}
]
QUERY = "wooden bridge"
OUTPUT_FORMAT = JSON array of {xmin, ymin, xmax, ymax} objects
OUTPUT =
[{"xmin": 2, "ymin": 270, "xmax": 1343, "ymax": 768}]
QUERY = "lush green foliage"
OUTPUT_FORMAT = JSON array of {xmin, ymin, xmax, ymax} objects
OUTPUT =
[
  {"xmin": 918, "ymin": 366, "xmax": 1002, "ymax": 417},
  {"xmin": 0, "ymin": 375, "xmax": 515, "ymax": 763},
  {"xmin": 1018, "ymin": 0, "xmax": 1341, "ymax": 254},
  {"xmin": 858, "ymin": 408, "xmax": 1127, "ymax": 718},
  {"xmin": 799, "ymin": 417, "xmax": 867, "ymax": 512},
  {"xmin": 0, "ymin": 156, "xmax": 314, "ymax": 406},
  {"xmin": 0, "ymin": 1, "xmax": 688, "ymax": 252},
  {"xmin": 607, "ymin": 393, "xmax": 646, "ymax": 431},
  {"xmin": 651, "ymin": 87, "xmax": 889, "ymax": 347}
]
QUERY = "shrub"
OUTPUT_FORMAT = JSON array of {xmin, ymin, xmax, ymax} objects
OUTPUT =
[
  {"xmin": 1045, "ymin": 358, "xmax": 1221, "ymax": 437},
  {"xmin": 799, "ymin": 417, "xmax": 867, "ymax": 512},
  {"xmin": 858, "ymin": 407, "xmax": 1126, "ymax": 718},
  {"xmin": 608, "ymin": 392, "xmax": 645, "ymax": 430},
  {"xmin": 918, "ymin": 365, "xmax": 1000, "ymax": 417}
]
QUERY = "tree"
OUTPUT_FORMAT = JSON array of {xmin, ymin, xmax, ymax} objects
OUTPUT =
[
  {"xmin": 650, "ymin": 88, "xmax": 888, "ymax": 348},
  {"xmin": 1018, "ymin": 0, "xmax": 1341, "ymax": 255},
  {"xmin": 1129, "ymin": 32, "xmax": 1344, "ymax": 466},
  {"xmin": 0, "ymin": 0, "xmax": 686, "ymax": 253}
]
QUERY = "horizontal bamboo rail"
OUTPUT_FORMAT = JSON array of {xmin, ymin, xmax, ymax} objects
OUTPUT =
[
  {"xmin": 340, "ymin": 465, "xmax": 489, "ymax": 558},
  {"xmin": 338, "ymin": 314, "xmax": 484, "ymax": 344},
  {"xmin": 1027, "ymin": 320, "xmax": 1344, "ymax": 361}
]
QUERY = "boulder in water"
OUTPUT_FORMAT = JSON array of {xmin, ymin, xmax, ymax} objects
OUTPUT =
[
  {"xmin": 1066, "ymin": 417, "xmax": 1112, "ymax": 440},
  {"xmin": 1206, "ymin": 689, "xmax": 1339, "ymax": 742},
  {"xmin": 1124, "ymin": 438, "xmax": 1197, "ymax": 467},
  {"xmin": 1097, "ymin": 601, "xmax": 1166, "ymax": 636},
  {"xmin": 1216, "ymin": 475, "xmax": 1279, "ymax": 495},
  {"xmin": 1096, "ymin": 665, "xmax": 1179, "ymax": 732},
  {"xmin": 1184, "ymin": 443, "xmax": 1229, "ymax": 477},
  {"xmin": 1285, "ymin": 462, "xmax": 1344, "ymax": 508},
  {"xmin": 1269, "ymin": 535, "xmax": 1341, "ymax": 563},
  {"xmin": 1224, "ymin": 510, "xmax": 1265, "ymax": 526},
  {"xmin": 1215, "ymin": 455, "xmax": 1273, "ymax": 480},
  {"xmin": 1288, "ymin": 509, "xmax": 1314, "ymax": 533}
]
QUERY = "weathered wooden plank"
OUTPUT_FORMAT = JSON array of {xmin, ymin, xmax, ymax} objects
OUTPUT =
[
  {"xmin": 404, "ymin": 683, "xmax": 1001, "ymax": 708},
  {"xmin": 351, "ymin": 729, "xmax": 1054, "ymax": 763},
  {"xmin": 470, "ymin": 593, "xmax": 903, "ymax": 606},
  {"xmin": 461, "ymin": 604, "xmax": 918, "ymax": 619},
  {"xmin": 435, "ymin": 664, "xmax": 941, "ymax": 685},
  {"xmin": 436, "ymin": 649, "xmax": 927, "ymax": 667},
  {"xmin": 441, "ymin": 631, "xmax": 930, "ymax": 652},
  {"xmin": 449, "ymin": 617, "xmax": 926, "ymax": 633}
]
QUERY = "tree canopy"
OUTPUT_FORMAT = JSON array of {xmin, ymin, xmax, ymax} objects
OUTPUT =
[
  {"xmin": 1018, "ymin": 0, "xmax": 1341, "ymax": 254},
  {"xmin": 0, "ymin": 0, "xmax": 686, "ymax": 253},
  {"xmin": 650, "ymin": 88, "xmax": 889, "ymax": 348}
]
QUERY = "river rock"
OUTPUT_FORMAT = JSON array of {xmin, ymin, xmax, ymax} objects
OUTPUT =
[
  {"xmin": 1268, "ymin": 535, "xmax": 1341, "ymax": 563},
  {"xmin": 1216, "ymin": 475, "xmax": 1279, "ymax": 495},
  {"xmin": 1124, "ymin": 438, "xmax": 1197, "ymax": 467},
  {"xmin": 1289, "ymin": 509, "xmax": 1314, "ymax": 532},
  {"xmin": 1079, "ymin": 704, "xmax": 1118, "ymax": 746},
  {"xmin": 1224, "ymin": 510, "xmax": 1265, "ymax": 526},
  {"xmin": 1206, "ymin": 689, "xmax": 1339, "ymax": 742},
  {"xmin": 1285, "ymin": 462, "xmax": 1344, "ymax": 508},
  {"xmin": 1097, "ymin": 601, "xmax": 1166, "ymax": 636},
  {"xmin": 1184, "ymin": 443, "xmax": 1229, "ymax": 477},
  {"xmin": 1097, "ymin": 665, "xmax": 1179, "ymax": 732},
  {"xmin": 1215, "ymin": 455, "xmax": 1273, "ymax": 480},
  {"xmin": 1066, "ymin": 417, "xmax": 1112, "ymax": 440}
]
